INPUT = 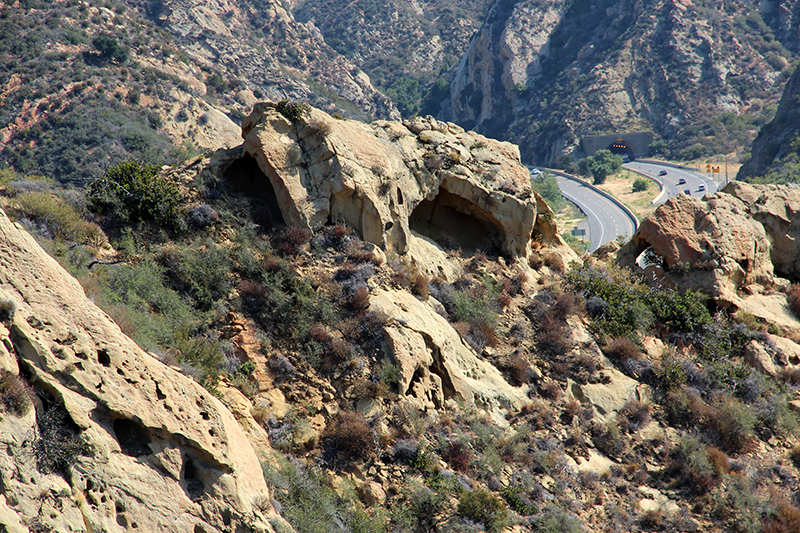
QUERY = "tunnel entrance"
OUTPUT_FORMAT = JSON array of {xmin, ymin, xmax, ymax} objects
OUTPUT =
[
  {"xmin": 409, "ymin": 188, "xmax": 503, "ymax": 253},
  {"xmin": 223, "ymin": 155, "xmax": 285, "ymax": 230},
  {"xmin": 607, "ymin": 139, "xmax": 636, "ymax": 159}
]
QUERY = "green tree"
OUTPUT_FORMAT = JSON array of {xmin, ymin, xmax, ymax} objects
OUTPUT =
[
  {"xmin": 92, "ymin": 33, "xmax": 128, "ymax": 63},
  {"xmin": 532, "ymin": 171, "xmax": 563, "ymax": 211},
  {"xmin": 88, "ymin": 160, "xmax": 183, "ymax": 228},
  {"xmin": 649, "ymin": 139, "xmax": 669, "ymax": 157},
  {"xmin": 590, "ymin": 149, "xmax": 623, "ymax": 185},
  {"xmin": 632, "ymin": 177, "xmax": 650, "ymax": 192}
]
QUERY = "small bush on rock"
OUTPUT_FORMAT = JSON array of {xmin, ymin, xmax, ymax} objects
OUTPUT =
[
  {"xmin": 457, "ymin": 489, "xmax": 510, "ymax": 533},
  {"xmin": 323, "ymin": 411, "xmax": 377, "ymax": 462}
]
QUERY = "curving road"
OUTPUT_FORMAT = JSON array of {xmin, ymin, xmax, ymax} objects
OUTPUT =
[
  {"xmin": 624, "ymin": 161, "xmax": 720, "ymax": 204},
  {"xmin": 547, "ymin": 170, "xmax": 638, "ymax": 253}
]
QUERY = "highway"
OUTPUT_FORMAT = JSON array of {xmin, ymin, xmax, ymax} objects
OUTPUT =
[
  {"xmin": 624, "ymin": 161, "xmax": 721, "ymax": 204},
  {"xmin": 548, "ymin": 171, "xmax": 638, "ymax": 253}
]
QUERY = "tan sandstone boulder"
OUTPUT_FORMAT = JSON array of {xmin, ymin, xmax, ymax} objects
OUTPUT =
[
  {"xmin": 618, "ymin": 193, "xmax": 775, "ymax": 307},
  {"xmin": 0, "ymin": 211, "xmax": 289, "ymax": 533},
  {"xmin": 232, "ymin": 103, "xmax": 559, "ymax": 273},
  {"xmin": 370, "ymin": 289, "xmax": 529, "ymax": 423},
  {"xmin": 724, "ymin": 181, "xmax": 800, "ymax": 280}
]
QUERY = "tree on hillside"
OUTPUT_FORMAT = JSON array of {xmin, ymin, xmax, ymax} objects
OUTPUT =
[
  {"xmin": 532, "ymin": 171, "xmax": 563, "ymax": 211},
  {"xmin": 92, "ymin": 34, "xmax": 128, "ymax": 63},
  {"xmin": 589, "ymin": 149, "xmax": 623, "ymax": 185}
]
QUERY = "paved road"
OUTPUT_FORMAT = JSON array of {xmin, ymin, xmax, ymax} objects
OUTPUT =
[
  {"xmin": 624, "ymin": 161, "xmax": 721, "ymax": 204},
  {"xmin": 549, "ymin": 171, "xmax": 638, "ymax": 253}
]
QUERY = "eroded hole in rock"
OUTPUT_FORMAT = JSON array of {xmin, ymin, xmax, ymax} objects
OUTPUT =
[
  {"xmin": 410, "ymin": 188, "xmax": 503, "ymax": 253},
  {"xmin": 183, "ymin": 458, "xmax": 205, "ymax": 501},
  {"xmin": 224, "ymin": 154, "xmax": 284, "ymax": 230},
  {"xmin": 97, "ymin": 349, "xmax": 110, "ymax": 367},
  {"xmin": 113, "ymin": 419, "xmax": 152, "ymax": 457},
  {"xmin": 155, "ymin": 382, "xmax": 166, "ymax": 400}
]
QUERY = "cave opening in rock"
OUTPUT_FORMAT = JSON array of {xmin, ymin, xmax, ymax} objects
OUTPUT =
[
  {"xmin": 223, "ymin": 154, "xmax": 284, "ymax": 230},
  {"xmin": 113, "ymin": 418, "xmax": 152, "ymax": 457},
  {"xmin": 409, "ymin": 189, "xmax": 503, "ymax": 254}
]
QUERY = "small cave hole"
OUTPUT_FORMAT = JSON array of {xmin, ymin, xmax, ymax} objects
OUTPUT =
[
  {"xmin": 221, "ymin": 508, "xmax": 232, "ymax": 526},
  {"xmin": 97, "ymin": 349, "xmax": 111, "ymax": 367},
  {"xmin": 183, "ymin": 458, "xmax": 205, "ymax": 501},
  {"xmin": 155, "ymin": 382, "xmax": 166, "ymax": 400},
  {"xmin": 223, "ymin": 155, "xmax": 285, "ymax": 230},
  {"xmin": 116, "ymin": 368, "xmax": 125, "ymax": 376},
  {"xmin": 199, "ymin": 411, "xmax": 209, "ymax": 421},
  {"xmin": 397, "ymin": 188, "xmax": 404, "ymax": 205},
  {"xmin": 409, "ymin": 188, "xmax": 503, "ymax": 253},
  {"xmin": 113, "ymin": 419, "xmax": 152, "ymax": 457}
]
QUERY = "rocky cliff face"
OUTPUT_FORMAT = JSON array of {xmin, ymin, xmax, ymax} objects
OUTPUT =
[
  {"xmin": 0, "ymin": 211, "xmax": 289, "ymax": 532},
  {"xmin": 226, "ymin": 103, "xmax": 569, "ymax": 268},
  {"xmin": 737, "ymin": 61, "xmax": 800, "ymax": 182},
  {"xmin": 139, "ymin": 0, "xmax": 398, "ymax": 121},
  {"xmin": 440, "ymin": 0, "xmax": 798, "ymax": 165}
]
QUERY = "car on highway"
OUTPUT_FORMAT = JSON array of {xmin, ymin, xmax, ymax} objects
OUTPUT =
[
  {"xmin": 698, "ymin": 184, "xmax": 706, "ymax": 191},
  {"xmin": 658, "ymin": 170, "xmax": 668, "ymax": 176},
  {"xmin": 531, "ymin": 169, "xmax": 542, "ymax": 175},
  {"xmin": 683, "ymin": 189, "xmax": 691, "ymax": 195},
  {"xmin": 678, "ymin": 178, "xmax": 686, "ymax": 184}
]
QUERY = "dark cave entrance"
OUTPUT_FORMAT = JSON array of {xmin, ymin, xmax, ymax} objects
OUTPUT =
[
  {"xmin": 409, "ymin": 189, "xmax": 503, "ymax": 254},
  {"xmin": 223, "ymin": 155, "xmax": 285, "ymax": 230}
]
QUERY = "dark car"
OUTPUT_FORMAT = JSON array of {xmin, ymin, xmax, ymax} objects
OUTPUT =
[
  {"xmin": 678, "ymin": 178, "xmax": 686, "ymax": 184},
  {"xmin": 683, "ymin": 189, "xmax": 691, "ymax": 195},
  {"xmin": 658, "ymin": 170, "xmax": 668, "ymax": 176}
]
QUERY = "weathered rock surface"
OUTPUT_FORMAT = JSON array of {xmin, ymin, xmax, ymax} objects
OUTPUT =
[
  {"xmin": 723, "ymin": 181, "xmax": 800, "ymax": 280},
  {"xmin": 229, "ymin": 103, "xmax": 560, "ymax": 269},
  {"xmin": 371, "ymin": 289, "xmax": 529, "ymax": 422},
  {"xmin": 619, "ymin": 193, "xmax": 776, "ymax": 307},
  {"xmin": 738, "ymin": 60, "xmax": 800, "ymax": 182},
  {"xmin": 440, "ymin": 0, "xmax": 797, "ymax": 164},
  {"xmin": 0, "ymin": 212, "xmax": 288, "ymax": 533}
]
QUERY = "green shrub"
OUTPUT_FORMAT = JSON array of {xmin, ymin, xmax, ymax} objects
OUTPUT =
[
  {"xmin": 88, "ymin": 160, "xmax": 183, "ymax": 228},
  {"xmin": 13, "ymin": 191, "xmax": 106, "ymax": 245},
  {"xmin": 457, "ymin": 490, "xmax": 510, "ymax": 533},
  {"xmin": 175, "ymin": 333, "xmax": 224, "ymax": 391},
  {"xmin": 632, "ymin": 177, "xmax": 650, "ymax": 192},
  {"xmin": 528, "ymin": 507, "xmax": 584, "ymax": 533},
  {"xmin": 160, "ymin": 242, "xmax": 232, "ymax": 310},
  {"xmin": 707, "ymin": 394, "xmax": 757, "ymax": 454}
]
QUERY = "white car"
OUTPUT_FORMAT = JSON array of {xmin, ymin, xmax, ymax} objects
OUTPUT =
[{"xmin": 531, "ymin": 169, "xmax": 542, "ymax": 175}]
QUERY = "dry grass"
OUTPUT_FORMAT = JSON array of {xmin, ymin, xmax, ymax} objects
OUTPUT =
[{"xmin": 594, "ymin": 170, "xmax": 658, "ymax": 222}]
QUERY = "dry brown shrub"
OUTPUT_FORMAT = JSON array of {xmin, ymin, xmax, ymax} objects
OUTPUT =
[
  {"xmin": 324, "ymin": 411, "xmax": 377, "ymax": 461},
  {"xmin": 306, "ymin": 118, "xmax": 332, "ymax": 138},
  {"xmin": 276, "ymin": 226, "xmax": 312, "ymax": 257},
  {"xmin": 543, "ymin": 251, "xmax": 565, "ymax": 273},
  {"xmin": 540, "ymin": 381, "xmax": 562, "ymax": 401},
  {"xmin": 345, "ymin": 286, "xmax": 371, "ymax": 315},
  {"xmin": 788, "ymin": 285, "xmax": 800, "ymax": 318},
  {"xmin": 442, "ymin": 441, "xmax": 472, "ymax": 472},
  {"xmin": 603, "ymin": 337, "xmax": 642, "ymax": 361},
  {"xmin": 528, "ymin": 254, "xmax": 544, "ymax": 270},
  {"xmin": 0, "ymin": 371, "xmax": 33, "ymax": 417},
  {"xmin": 706, "ymin": 446, "xmax": 730, "ymax": 477},
  {"xmin": 411, "ymin": 274, "xmax": 430, "ymax": 299},
  {"xmin": 764, "ymin": 501, "xmax": 800, "ymax": 533}
]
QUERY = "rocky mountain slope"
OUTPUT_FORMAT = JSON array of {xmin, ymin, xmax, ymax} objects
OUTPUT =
[
  {"xmin": 5, "ymin": 101, "xmax": 800, "ymax": 532},
  {"xmin": 293, "ymin": 0, "xmax": 492, "ymax": 116},
  {"xmin": 439, "ymin": 0, "xmax": 799, "ymax": 165},
  {"xmin": 737, "ymin": 59, "xmax": 800, "ymax": 183},
  {"xmin": 0, "ymin": 0, "xmax": 396, "ymax": 185}
]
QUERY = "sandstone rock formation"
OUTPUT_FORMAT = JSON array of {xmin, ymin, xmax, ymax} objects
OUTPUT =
[
  {"xmin": 220, "ymin": 103, "xmax": 561, "ymax": 277},
  {"xmin": 618, "ymin": 193, "xmax": 776, "ymax": 308},
  {"xmin": 371, "ymin": 289, "xmax": 529, "ymax": 422},
  {"xmin": 723, "ymin": 181, "xmax": 800, "ymax": 280},
  {"xmin": 0, "ymin": 211, "xmax": 288, "ymax": 533}
]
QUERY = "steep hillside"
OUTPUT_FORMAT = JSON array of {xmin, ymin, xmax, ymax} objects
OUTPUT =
[
  {"xmin": 0, "ymin": 0, "xmax": 396, "ymax": 185},
  {"xmin": 737, "ymin": 59, "xmax": 800, "ymax": 183},
  {"xmin": 293, "ymin": 0, "xmax": 492, "ymax": 116},
  {"xmin": 6, "ymin": 102, "xmax": 800, "ymax": 532},
  {"xmin": 439, "ymin": 0, "xmax": 798, "ymax": 165}
]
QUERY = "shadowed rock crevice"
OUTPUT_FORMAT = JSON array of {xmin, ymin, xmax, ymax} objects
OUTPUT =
[
  {"xmin": 223, "ymin": 154, "xmax": 285, "ymax": 229},
  {"xmin": 409, "ymin": 188, "xmax": 504, "ymax": 253},
  {"xmin": 113, "ymin": 418, "xmax": 152, "ymax": 457}
]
